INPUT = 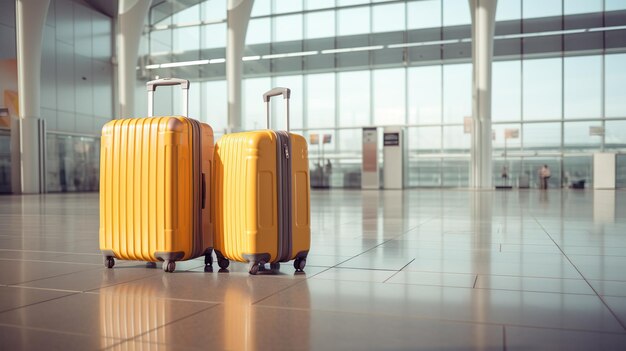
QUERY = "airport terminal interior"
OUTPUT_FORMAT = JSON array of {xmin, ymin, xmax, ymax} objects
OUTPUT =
[{"xmin": 1, "ymin": 0, "xmax": 626, "ymax": 349}]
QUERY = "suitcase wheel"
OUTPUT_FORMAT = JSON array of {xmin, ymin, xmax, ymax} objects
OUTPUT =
[
  {"xmin": 270, "ymin": 262, "xmax": 280, "ymax": 271},
  {"xmin": 218, "ymin": 257, "xmax": 230, "ymax": 270},
  {"xmin": 294, "ymin": 258, "xmax": 306, "ymax": 272},
  {"xmin": 249, "ymin": 261, "xmax": 266, "ymax": 275},
  {"xmin": 163, "ymin": 260, "xmax": 176, "ymax": 273},
  {"xmin": 146, "ymin": 262, "xmax": 157, "ymax": 269},
  {"xmin": 104, "ymin": 256, "xmax": 115, "ymax": 269},
  {"xmin": 204, "ymin": 254, "xmax": 213, "ymax": 267}
]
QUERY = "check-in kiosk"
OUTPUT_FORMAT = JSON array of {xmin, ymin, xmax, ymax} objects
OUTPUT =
[
  {"xmin": 362, "ymin": 128, "xmax": 379, "ymax": 189},
  {"xmin": 383, "ymin": 127, "xmax": 405, "ymax": 189}
]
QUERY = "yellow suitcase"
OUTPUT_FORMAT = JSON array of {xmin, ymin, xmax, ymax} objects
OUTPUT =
[
  {"xmin": 99, "ymin": 78, "xmax": 214, "ymax": 273},
  {"xmin": 213, "ymin": 87, "xmax": 310, "ymax": 275}
]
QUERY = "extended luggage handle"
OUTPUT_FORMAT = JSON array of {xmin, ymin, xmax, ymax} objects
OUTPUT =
[
  {"xmin": 146, "ymin": 78, "xmax": 190, "ymax": 117},
  {"xmin": 263, "ymin": 87, "xmax": 291, "ymax": 132}
]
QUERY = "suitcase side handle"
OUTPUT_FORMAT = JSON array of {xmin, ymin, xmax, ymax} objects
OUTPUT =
[
  {"xmin": 146, "ymin": 78, "xmax": 190, "ymax": 117},
  {"xmin": 201, "ymin": 173, "xmax": 206, "ymax": 209},
  {"xmin": 263, "ymin": 87, "xmax": 291, "ymax": 132}
]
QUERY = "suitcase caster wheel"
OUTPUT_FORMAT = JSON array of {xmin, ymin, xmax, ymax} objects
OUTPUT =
[
  {"xmin": 218, "ymin": 257, "xmax": 229, "ymax": 269},
  {"xmin": 104, "ymin": 256, "xmax": 115, "ymax": 269},
  {"xmin": 163, "ymin": 260, "xmax": 176, "ymax": 273},
  {"xmin": 270, "ymin": 263, "xmax": 280, "ymax": 271},
  {"xmin": 204, "ymin": 254, "xmax": 213, "ymax": 267},
  {"xmin": 258, "ymin": 261, "xmax": 267, "ymax": 272},
  {"xmin": 146, "ymin": 262, "xmax": 157, "ymax": 269},
  {"xmin": 294, "ymin": 258, "xmax": 306, "ymax": 272},
  {"xmin": 249, "ymin": 262, "xmax": 260, "ymax": 275}
]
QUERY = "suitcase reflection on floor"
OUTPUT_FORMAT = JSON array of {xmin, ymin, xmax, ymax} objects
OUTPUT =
[
  {"xmin": 223, "ymin": 280, "xmax": 311, "ymax": 350},
  {"xmin": 99, "ymin": 284, "xmax": 171, "ymax": 349}
]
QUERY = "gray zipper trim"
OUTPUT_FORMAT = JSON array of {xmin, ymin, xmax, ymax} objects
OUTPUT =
[{"xmin": 274, "ymin": 131, "xmax": 293, "ymax": 262}]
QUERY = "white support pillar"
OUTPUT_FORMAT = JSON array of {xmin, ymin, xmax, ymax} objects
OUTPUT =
[
  {"xmin": 117, "ymin": 0, "xmax": 151, "ymax": 118},
  {"xmin": 227, "ymin": 0, "xmax": 254, "ymax": 133},
  {"xmin": 469, "ymin": 0, "xmax": 497, "ymax": 189},
  {"xmin": 16, "ymin": 0, "xmax": 50, "ymax": 194}
]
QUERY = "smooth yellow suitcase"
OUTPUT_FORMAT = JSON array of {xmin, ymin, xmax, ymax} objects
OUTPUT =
[
  {"xmin": 100, "ymin": 78, "xmax": 214, "ymax": 273},
  {"xmin": 213, "ymin": 87, "xmax": 310, "ymax": 275}
]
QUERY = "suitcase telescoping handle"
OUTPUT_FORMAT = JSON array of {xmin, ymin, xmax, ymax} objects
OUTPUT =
[
  {"xmin": 263, "ymin": 87, "xmax": 291, "ymax": 132},
  {"xmin": 146, "ymin": 78, "xmax": 190, "ymax": 117}
]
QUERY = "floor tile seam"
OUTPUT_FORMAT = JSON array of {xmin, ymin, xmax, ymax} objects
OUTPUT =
[
  {"xmin": 251, "ymin": 304, "xmax": 626, "ymax": 335},
  {"xmin": 399, "ymin": 269, "xmax": 584, "ymax": 280},
  {"xmin": 473, "ymin": 275, "xmax": 478, "ymax": 288},
  {"xmin": 533, "ymin": 216, "xmax": 626, "ymax": 332},
  {"xmin": 0, "ymin": 257, "xmax": 103, "ymax": 266},
  {"xmin": 0, "ymin": 291, "xmax": 81, "ymax": 315},
  {"xmin": 502, "ymin": 325, "xmax": 507, "ymax": 351},
  {"xmin": 381, "ymin": 258, "xmax": 415, "ymax": 283},
  {"xmin": 0, "ymin": 248, "xmax": 102, "ymax": 256},
  {"xmin": 0, "ymin": 322, "xmax": 130, "ymax": 341},
  {"xmin": 100, "ymin": 304, "xmax": 220, "ymax": 351},
  {"xmin": 80, "ymin": 272, "xmax": 163, "ymax": 294},
  {"xmin": 6, "ymin": 284, "xmax": 82, "ymax": 294},
  {"xmin": 2, "ymin": 265, "xmax": 103, "ymax": 286},
  {"xmin": 82, "ymin": 290, "xmax": 222, "ymax": 305}
]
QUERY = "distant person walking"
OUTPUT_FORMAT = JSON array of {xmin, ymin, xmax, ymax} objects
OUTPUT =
[{"xmin": 540, "ymin": 164, "xmax": 551, "ymax": 189}]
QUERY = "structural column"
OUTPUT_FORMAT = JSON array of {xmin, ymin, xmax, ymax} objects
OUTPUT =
[
  {"xmin": 117, "ymin": 0, "xmax": 151, "ymax": 118},
  {"xmin": 469, "ymin": 0, "xmax": 497, "ymax": 189},
  {"xmin": 226, "ymin": 0, "xmax": 254, "ymax": 133},
  {"xmin": 16, "ymin": 0, "xmax": 50, "ymax": 194}
]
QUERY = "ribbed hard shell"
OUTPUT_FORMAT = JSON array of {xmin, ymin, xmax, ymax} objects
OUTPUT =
[{"xmin": 99, "ymin": 116, "xmax": 213, "ymax": 262}]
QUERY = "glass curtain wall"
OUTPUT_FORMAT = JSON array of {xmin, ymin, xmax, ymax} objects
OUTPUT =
[{"xmin": 142, "ymin": 0, "xmax": 626, "ymax": 188}]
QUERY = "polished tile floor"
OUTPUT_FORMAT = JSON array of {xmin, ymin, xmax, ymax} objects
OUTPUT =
[{"xmin": 1, "ymin": 189, "xmax": 625, "ymax": 350}]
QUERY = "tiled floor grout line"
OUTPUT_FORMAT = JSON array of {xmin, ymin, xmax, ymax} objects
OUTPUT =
[
  {"xmin": 4, "ymin": 266, "xmax": 103, "ymax": 286},
  {"xmin": 101, "ymin": 304, "xmax": 220, "ymax": 350},
  {"xmin": 382, "ymin": 258, "xmax": 415, "ymax": 283},
  {"xmin": 0, "ymin": 257, "xmax": 103, "ymax": 266},
  {"xmin": 473, "ymin": 275, "xmax": 479, "ymax": 288},
  {"xmin": 252, "ymin": 304, "xmax": 626, "ymax": 336},
  {"xmin": 502, "ymin": 325, "xmax": 507, "ymax": 351},
  {"xmin": 533, "ymin": 216, "xmax": 626, "ymax": 332},
  {"xmin": 0, "ymin": 291, "xmax": 81, "ymax": 315}
]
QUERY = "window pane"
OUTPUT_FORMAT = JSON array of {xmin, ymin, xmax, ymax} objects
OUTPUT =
[
  {"xmin": 274, "ymin": 14, "xmax": 303, "ymax": 42},
  {"xmin": 173, "ymin": 27, "xmax": 199, "ymax": 53},
  {"xmin": 273, "ymin": 0, "xmax": 302, "ymax": 14},
  {"xmin": 408, "ymin": 65, "xmax": 442, "ymax": 125},
  {"xmin": 306, "ymin": 0, "xmax": 335, "ymax": 11},
  {"xmin": 564, "ymin": 121, "xmax": 602, "ymax": 151},
  {"xmin": 306, "ymin": 11, "xmax": 335, "ymax": 39},
  {"xmin": 606, "ymin": 0, "xmax": 626, "ymax": 11},
  {"xmin": 202, "ymin": 80, "xmax": 227, "ymax": 134},
  {"xmin": 408, "ymin": 0, "xmax": 441, "ymax": 29},
  {"xmin": 443, "ymin": 63, "xmax": 471, "ymax": 123},
  {"xmin": 337, "ymin": 7, "xmax": 370, "ymax": 36},
  {"xmin": 174, "ymin": 4, "xmax": 200, "ymax": 24},
  {"xmin": 564, "ymin": 0, "xmax": 602, "ymax": 15},
  {"xmin": 523, "ymin": 58, "xmax": 562, "ymax": 120},
  {"xmin": 338, "ymin": 0, "xmax": 369, "ymax": 6},
  {"xmin": 307, "ymin": 73, "xmax": 336, "ymax": 128},
  {"xmin": 251, "ymin": 0, "xmax": 271, "ymax": 17},
  {"xmin": 605, "ymin": 120, "xmax": 626, "ymax": 150},
  {"xmin": 442, "ymin": 126, "xmax": 469, "ymax": 151},
  {"xmin": 373, "ymin": 68, "xmax": 405, "ymax": 125},
  {"xmin": 493, "ymin": 123, "xmax": 522, "ymax": 150},
  {"xmin": 564, "ymin": 56, "xmax": 602, "ymax": 119},
  {"xmin": 202, "ymin": 0, "xmax": 227, "ymax": 22},
  {"xmin": 443, "ymin": 0, "xmax": 471, "ymax": 26},
  {"xmin": 246, "ymin": 18, "xmax": 270, "ymax": 45},
  {"xmin": 410, "ymin": 126, "xmax": 442, "ymax": 151},
  {"xmin": 492, "ymin": 60, "xmax": 521, "ymax": 121},
  {"xmin": 523, "ymin": 123, "xmax": 561, "ymax": 150},
  {"xmin": 373, "ymin": 3, "xmax": 405, "ymax": 33},
  {"xmin": 605, "ymin": 54, "xmax": 626, "ymax": 117},
  {"xmin": 523, "ymin": 0, "xmax": 562, "ymax": 19},
  {"xmin": 496, "ymin": 0, "xmax": 521, "ymax": 21},
  {"xmin": 274, "ymin": 75, "xmax": 303, "ymax": 130},
  {"xmin": 202, "ymin": 23, "xmax": 226, "ymax": 49},
  {"xmin": 338, "ymin": 71, "xmax": 370, "ymax": 127},
  {"xmin": 243, "ymin": 77, "xmax": 272, "ymax": 130}
]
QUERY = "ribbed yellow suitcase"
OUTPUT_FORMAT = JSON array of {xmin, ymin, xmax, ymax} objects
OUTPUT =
[
  {"xmin": 213, "ymin": 87, "xmax": 310, "ymax": 275},
  {"xmin": 99, "ymin": 78, "xmax": 214, "ymax": 273}
]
